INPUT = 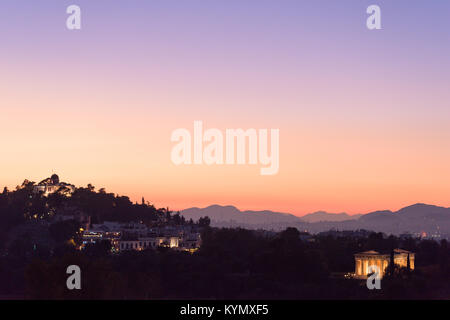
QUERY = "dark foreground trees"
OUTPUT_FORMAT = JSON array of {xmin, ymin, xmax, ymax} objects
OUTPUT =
[{"xmin": 7, "ymin": 228, "xmax": 447, "ymax": 299}]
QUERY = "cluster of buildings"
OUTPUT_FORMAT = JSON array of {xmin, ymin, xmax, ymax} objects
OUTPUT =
[
  {"xmin": 28, "ymin": 174, "xmax": 202, "ymax": 254},
  {"xmin": 81, "ymin": 221, "xmax": 202, "ymax": 253}
]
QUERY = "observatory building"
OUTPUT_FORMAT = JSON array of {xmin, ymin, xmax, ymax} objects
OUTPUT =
[{"xmin": 33, "ymin": 174, "xmax": 75, "ymax": 196}]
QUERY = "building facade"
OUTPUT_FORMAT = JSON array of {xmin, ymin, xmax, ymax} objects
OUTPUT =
[
  {"xmin": 81, "ymin": 221, "xmax": 201, "ymax": 253},
  {"xmin": 118, "ymin": 236, "xmax": 179, "ymax": 251},
  {"xmin": 354, "ymin": 249, "xmax": 415, "ymax": 279}
]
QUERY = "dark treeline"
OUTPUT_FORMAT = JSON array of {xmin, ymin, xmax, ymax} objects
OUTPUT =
[
  {"xmin": 0, "ymin": 181, "xmax": 197, "ymax": 298},
  {"xmin": 0, "ymin": 182, "xmax": 192, "ymax": 251},
  {"xmin": 0, "ymin": 181, "xmax": 189, "ymax": 227},
  {"xmin": 1, "ymin": 183, "xmax": 449, "ymax": 299},
  {"xmin": 1, "ymin": 227, "xmax": 449, "ymax": 299}
]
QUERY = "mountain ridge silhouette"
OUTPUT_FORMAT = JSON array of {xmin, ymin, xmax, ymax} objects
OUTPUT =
[{"xmin": 181, "ymin": 203, "xmax": 450, "ymax": 236}]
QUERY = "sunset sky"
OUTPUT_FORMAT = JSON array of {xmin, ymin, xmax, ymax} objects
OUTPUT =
[{"xmin": 1, "ymin": 1, "xmax": 449, "ymax": 215}]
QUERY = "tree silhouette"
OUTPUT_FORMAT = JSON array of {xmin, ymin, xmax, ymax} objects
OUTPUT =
[
  {"xmin": 198, "ymin": 216, "xmax": 211, "ymax": 227},
  {"xmin": 389, "ymin": 249, "xmax": 395, "ymax": 276},
  {"xmin": 407, "ymin": 253, "xmax": 411, "ymax": 272}
]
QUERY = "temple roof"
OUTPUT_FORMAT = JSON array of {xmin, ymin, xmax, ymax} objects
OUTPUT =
[
  {"xmin": 393, "ymin": 248, "xmax": 412, "ymax": 254},
  {"xmin": 355, "ymin": 248, "xmax": 414, "ymax": 256},
  {"xmin": 356, "ymin": 250, "xmax": 380, "ymax": 255}
]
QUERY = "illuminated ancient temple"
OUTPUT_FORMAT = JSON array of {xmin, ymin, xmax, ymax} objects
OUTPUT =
[{"xmin": 354, "ymin": 249, "xmax": 414, "ymax": 278}]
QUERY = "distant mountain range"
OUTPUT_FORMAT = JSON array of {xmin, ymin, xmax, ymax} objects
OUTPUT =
[
  {"xmin": 181, "ymin": 205, "xmax": 301, "ymax": 227},
  {"xmin": 181, "ymin": 203, "xmax": 450, "ymax": 238},
  {"xmin": 300, "ymin": 211, "xmax": 362, "ymax": 223}
]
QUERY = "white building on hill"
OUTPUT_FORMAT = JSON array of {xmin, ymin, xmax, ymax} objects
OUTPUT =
[{"xmin": 33, "ymin": 174, "xmax": 75, "ymax": 196}]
